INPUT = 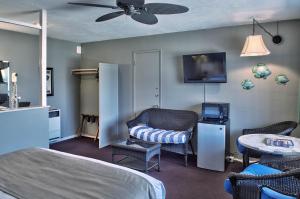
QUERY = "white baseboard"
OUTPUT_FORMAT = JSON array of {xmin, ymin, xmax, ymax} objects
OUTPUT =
[
  {"xmin": 49, "ymin": 134, "xmax": 79, "ymax": 144},
  {"xmin": 81, "ymin": 134, "xmax": 97, "ymax": 139}
]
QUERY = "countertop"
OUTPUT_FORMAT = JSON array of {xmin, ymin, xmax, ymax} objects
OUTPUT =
[{"xmin": 0, "ymin": 106, "xmax": 49, "ymax": 113}]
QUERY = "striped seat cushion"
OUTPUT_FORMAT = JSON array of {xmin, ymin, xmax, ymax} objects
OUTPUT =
[{"xmin": 130, "ymin": 125, "xmax": 191, "ymax": 144}]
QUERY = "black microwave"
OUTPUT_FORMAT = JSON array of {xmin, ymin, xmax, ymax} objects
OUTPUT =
[{"xmin": 202, "ymin": 102, "xmax": 229, "ymax": 121}]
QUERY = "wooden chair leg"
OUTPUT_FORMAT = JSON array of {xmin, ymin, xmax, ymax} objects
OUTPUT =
[
  {"xmin": 94, "ymin": 117, "xmax": 99, "ymax": 141},
  {"xmin": 94, "ymin": 128, "xmax": 99, "ymax": 142},
  {"xmin": 77, "ymin": 115, "xmax": 85, "ymax": 136}
]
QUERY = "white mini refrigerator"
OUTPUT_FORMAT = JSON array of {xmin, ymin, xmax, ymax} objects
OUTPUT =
[{"xmin": 197, "ymin": 121, "xmax": 230, "ymax": 172}]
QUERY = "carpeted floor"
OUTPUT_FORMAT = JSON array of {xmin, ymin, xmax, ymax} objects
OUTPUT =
[{"xmin": 50, "ymin": 137, "xmax": 242, "ymax": 199}]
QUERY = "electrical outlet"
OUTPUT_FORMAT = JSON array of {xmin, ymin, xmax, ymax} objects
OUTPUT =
[{"xmin": 226, "ymin": 156, "xmax": 235, "ymax": 163}]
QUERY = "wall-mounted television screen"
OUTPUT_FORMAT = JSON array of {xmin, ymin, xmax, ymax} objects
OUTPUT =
[{"xmin": 183, "ymin": 52, "xmax": 227, "ymax": 83}]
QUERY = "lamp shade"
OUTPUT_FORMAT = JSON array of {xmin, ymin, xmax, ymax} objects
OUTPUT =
[{"xmin": 240, "ymin": 35, "xmax": 270, "ymax": 57}]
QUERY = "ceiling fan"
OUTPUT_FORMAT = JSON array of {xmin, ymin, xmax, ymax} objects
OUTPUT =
[{"xmin": 68, "ymin": 0, "xmax": 189, "ymax": 25}]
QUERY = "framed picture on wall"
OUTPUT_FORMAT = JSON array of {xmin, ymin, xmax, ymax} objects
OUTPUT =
[{"xmin": 47, "ymin": 67, "xmax": 54, "ymax": 96}]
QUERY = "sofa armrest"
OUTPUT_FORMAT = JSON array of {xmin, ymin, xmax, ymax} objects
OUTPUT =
[
  {"xmin": 127, "ymin": 118, "xmax": 140, "ymax": 129},
  {"xmin": 242, "ymin": 121, "xmax": 298, "ymax": 136},
  {"xmin": 260, "ymin": 155, "xmax": 300, "ymax": 171},
  {"xmin": 187, "ymin": 126, "xmax": 196, "ymax": 140},
  {"xmin": 127, "ymin": 112, "xmax": 149, "ymax": 129},
  {"xmin": 242, "ymin": 128, "xmax": 267, "ymax": 135},
  {"xmin": 228, "ymin": 169, "xmax": 300, "ymax": 199}
]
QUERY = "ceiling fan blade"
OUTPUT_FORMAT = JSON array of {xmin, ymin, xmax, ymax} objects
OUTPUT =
[
  {"xmin": 131, "ymin": 10, "xmax": 158, "ymax": 25},
  {"xmin": 96, "ymin": 11, "xmax": 125, "ymax": 22},
  {"xmin": 144, "ymin": 3, "xmax": 189, "ymax": 14},
  {"xmin": 68, "ymin": 2, "xmax": 119, "ymax": 9}
]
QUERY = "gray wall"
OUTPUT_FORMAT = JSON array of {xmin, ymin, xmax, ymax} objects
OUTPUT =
[
  {"xmin": 0, "ymin": 29, "xmax": 81, "ymax": 138},
  {"xmin": 81, "ymin": 20, "xmax": 300, "ymax": 154},
  {"xmin": 0, "ymin": 107, "xmax": 49, "ymax": 154},
  {"xmin": 47, "ymin": 38, "xmax": 81, "ymax": 137}
]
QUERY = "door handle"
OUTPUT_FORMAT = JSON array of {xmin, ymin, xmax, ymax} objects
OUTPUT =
[{"xmin": 155, "ymin": 94, "xmax": 159, "ymax": 97}]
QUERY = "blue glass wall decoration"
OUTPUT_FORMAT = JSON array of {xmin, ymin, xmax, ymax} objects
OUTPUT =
[
  {"xmin": 252, "ymin": 63, "xmax": 271, "ymax": 79},
  {"xmin": 241, "ymin": 79, "xmax": 255, "ymax": 90},
  {"xmin": 275, "ymin": 74, "xmax": 289, "ymax": 85}
]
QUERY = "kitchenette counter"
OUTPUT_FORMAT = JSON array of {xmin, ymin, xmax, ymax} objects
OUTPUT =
[
  {"xmin": 0, "ymin": 106, "xmax": 49, "ymax": 113},
  {"xmin": 0, "ymin": 106, "xmax": 49, "ymax": 154}
]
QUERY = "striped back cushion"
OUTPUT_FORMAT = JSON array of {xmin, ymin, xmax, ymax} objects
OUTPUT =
[{"xmin": 130, "ymin": 125, "xmax": 190, "ymax": 144}]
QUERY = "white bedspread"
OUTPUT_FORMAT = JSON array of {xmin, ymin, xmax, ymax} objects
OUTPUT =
[{"xmin": 0, "ymin": 148, "xmax": 165, "ymax": 199}]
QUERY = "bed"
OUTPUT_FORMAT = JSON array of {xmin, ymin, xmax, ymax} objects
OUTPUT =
[{"xmin": 0, "ymin": 148, "xmax": 165, "ymax": 199}]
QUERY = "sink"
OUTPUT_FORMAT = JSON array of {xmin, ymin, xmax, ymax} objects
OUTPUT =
[{"xmin": 0, "ymin": 106, "xmax": 9, "ymax": 111}]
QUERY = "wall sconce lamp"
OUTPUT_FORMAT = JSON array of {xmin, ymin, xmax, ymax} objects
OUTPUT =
[
  {"xmin": 0, "ymin": 60, "xmax": 9, "ymax": 70},
  {"xmin": 240, "ymin": 18, "xmax": 282, "ymax": 57}
]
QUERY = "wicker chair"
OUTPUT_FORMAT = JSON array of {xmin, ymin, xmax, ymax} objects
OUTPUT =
[
  {"xmin": 237, "ymin": 121, "xmax": 298, "ymax": 167},
  {"xmin": 226, "ymin": 156, "xmax": 300, "ymax": 199},
  {"xmin": 127, "ymin": 108, "xmax": 198, "ymax": 167},
  {"xmin": 228, "ymin": 169, "xmax": 300, "ymax": 199},
  {"xmin": 260, "ymin": 155, "xmax": 300, "ymax": 172}
]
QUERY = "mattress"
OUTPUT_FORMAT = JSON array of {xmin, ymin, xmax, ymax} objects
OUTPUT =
[{"xmin": 0, "ymin": 148, "xmax": 165, "ymax": 199}]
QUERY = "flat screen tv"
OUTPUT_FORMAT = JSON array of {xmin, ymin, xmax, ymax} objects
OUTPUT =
[{"xmin": 183, "ymin": 52, "xmax": 227, "ymax": 83}]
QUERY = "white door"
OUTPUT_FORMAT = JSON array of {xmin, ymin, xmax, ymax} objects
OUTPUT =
[
  {"xmin": 99, "ymin": 63, "xmax": 119, "ymax": 148},
  {"xmin": 133, "ymin": 50, "xmax": 161, "ymax": 115}
]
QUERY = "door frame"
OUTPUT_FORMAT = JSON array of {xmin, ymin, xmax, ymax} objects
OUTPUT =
[{"xmin": 132, "ymin": 49, "xmax": 162, "ymax": 116}]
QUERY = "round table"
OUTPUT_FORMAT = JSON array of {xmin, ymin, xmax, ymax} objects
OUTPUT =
[{"xmin": 238, "ymin": 134, "xmax": 300, "ymax": 156}]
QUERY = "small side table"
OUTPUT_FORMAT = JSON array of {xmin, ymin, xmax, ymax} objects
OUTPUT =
[
  {"xmin": 238, "ymin": 134, "xmax": 300, "ymax": 155},
  {"xmin": 112, "ymin": 139, "xmax": 161, "ymax": 173},
  {"xmin": 238, "ymin": 134, "xmax": 300, "ymax": 167}
]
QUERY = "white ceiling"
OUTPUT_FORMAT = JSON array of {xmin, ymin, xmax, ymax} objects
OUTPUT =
[{"xmin": 0, "ymin": 0, "xmax": 299, "ymax": 43}]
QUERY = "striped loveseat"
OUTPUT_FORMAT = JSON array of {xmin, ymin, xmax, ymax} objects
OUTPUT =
[{"xmin": 127, "ymin": 108, "xmax": 198, "ymax": 166}]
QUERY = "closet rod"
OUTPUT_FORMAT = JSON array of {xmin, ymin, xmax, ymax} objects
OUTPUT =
[{"xmin": 71, "ymin": 68, "xmax": 98, "ymax": 76}]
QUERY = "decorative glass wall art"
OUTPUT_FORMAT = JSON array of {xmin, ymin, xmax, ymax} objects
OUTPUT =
[
  {"xmin": 241, "ymin": 79, "xmax": 255, "ymax": 90},
  {"xmin": 252, "ymin": 63, "xmax": 271, "ymax": 79},
  {"xmin": 275, "ymin": 74, "xmax": 289, "ymax": 85}
]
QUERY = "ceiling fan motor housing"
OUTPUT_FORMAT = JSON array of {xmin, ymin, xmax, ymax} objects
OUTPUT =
[
  {"xmin": 117, "ymin": 0, "xmax": 144, "ymax": 15},
  {"xmin": 117, "ymin": 0, "xmax": 144, "ymax": 8}
]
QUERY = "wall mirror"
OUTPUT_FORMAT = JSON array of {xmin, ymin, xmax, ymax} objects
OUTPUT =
[{"xmin": 0, "ymin": 61, "xmax": 10, "ymax": 108}]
